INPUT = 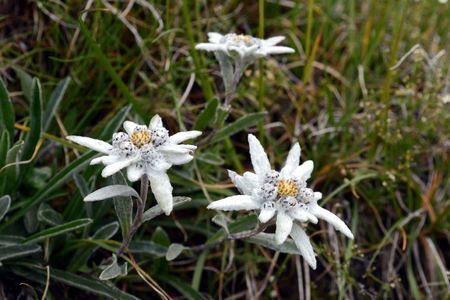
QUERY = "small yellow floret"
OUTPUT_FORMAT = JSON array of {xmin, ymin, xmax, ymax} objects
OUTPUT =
[
  {"xmin": 276, "ymin": 179, "xmax": 298, "ymax": 197},
  {"xmin": 233, "ymin": 34, "xmax": 253, "ymax": 44},
  {"xmin": 130, "ymin": 130, "xmax": 152, "ymax": 148}
]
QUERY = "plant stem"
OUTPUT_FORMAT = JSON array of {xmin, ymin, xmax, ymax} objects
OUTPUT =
[{"xmin": 116, "ymin": 175, "xmax": 149, "ymax": 255}]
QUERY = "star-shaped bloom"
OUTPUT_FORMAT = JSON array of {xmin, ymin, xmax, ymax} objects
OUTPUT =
[
  {"xmin": 207, "ymin": 134, "xmax": 354, "ymax": 269},
  {"xmin": 196, "ymin": 32, "xmax": 295, "ymax": 60},
  {"xmin": 67, "ymin": 115, "xmax": 201, "ymax": 215}
]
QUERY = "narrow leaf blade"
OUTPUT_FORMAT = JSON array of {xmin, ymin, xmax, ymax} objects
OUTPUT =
[
  {"xmin": 23, "ymin": 218, "xmax": 93, "ymax": 244},
  {"xmin": 43, "ymin": 77, "xmax": 71, "ymax": 130},
  {"xmin": 211, "ymin": 112, "xmax": 266, "ymax": 143},
  {"xmin": 0, "ymin": 195, "xmax": 11, "ymax": 222},
  {"xmin": 194, "ymin": 98, "xmax": 219, "ymax": 131},
  {"xmin": 21, "ymin": 78, "xmax": 43, "ymax": 161},
  {"xmin": 0, "ymin": 244, "xmax": 41, "ymax": 261},
  {"xmin": 0, "ymin": 78, "xmax": 14, "ymax": 142}
]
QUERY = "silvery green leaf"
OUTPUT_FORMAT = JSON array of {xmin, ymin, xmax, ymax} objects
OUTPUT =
[
  {"xmin": 196, "ymin": 152, "xmax": 225, "ymax": 166},
  {"xmin": 142, "ymin": 196, "xmax": 191, "ymax": 222},
  {"xmin": 38, "ymin": 203, "xmax": 63, "ymax": 226},
  {"xmin": 24, "ymin": 206, "xmax": 39, "ymax": 233},
  {"xmin": 0, "ymin": 244, "xmax": 41, "ymax": 261},
  {"xmin": 99, "ymin": 254, "xmax": 127, "ymax": 280},
  {"xmin": 112, "ymin": 174, "xmax": 133, "ymax": 240},
  {"xmin": 0, "ymin": 235, "xmax": 24, "ymax": 246},
  {"xmin": 212, "ymin": 214, "xmax": 229, "ymax": 234},
  {"xmin": 246, "ymin": 232, "xmax": 301, "ymax": 255},
  {"xmin": 128, "ymin": 240, "xmax": 167, "ymax": 257},
  {"xmin": 166, "ymin": 243, "xmax": 185, "ymax": 261},
  {"xmin": 23, "ymin": 218, "xmax": 92, "ymax": 244},
  {"xmin": 2, "ymin": 141, "xmax": 24, "ymax": 195},
  {"xmin": 93, "ymin": 222, "xmax": 119, "ymax": 240},
  {"xmin": 43, "ymin": 76, "xmax": 71, "ymax": 131},
  {"xmin": 0, "ymin": 195, "xmax": 11, "ymax": 222},
  {"xmin": 215, "ymin": 52, "xmax": 234, "ymax": 93},
  {"xmin": 84, "ymin": 185, "xmax": 139, "ymax": 202}
]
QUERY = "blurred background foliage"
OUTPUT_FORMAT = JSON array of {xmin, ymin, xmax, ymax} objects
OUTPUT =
[{"xmin": 0, "ymin": 0, "xmax": 449, "ymax": 299}]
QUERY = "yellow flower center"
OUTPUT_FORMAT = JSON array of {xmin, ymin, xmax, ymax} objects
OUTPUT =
[
  {"xmin": 130, "ymin": 130, "xmax": 152, "ymax": 148},
  {"xmin": 277, "ymin": 179, "xmax": 298, "ymax": 197},
  {"xmin": 232, "ymin": 34, "xmax": 253, "ymax": 44}
]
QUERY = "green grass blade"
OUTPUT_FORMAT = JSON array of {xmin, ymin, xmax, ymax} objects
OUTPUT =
[
  {"xmin": 43, "ymin": 76, "xmax": 71, "ymax": 131},
  {"xmin": 0, "ymin": 78, "xmax": 14, "ymax": 143},
  {"xmin": 23, "ymin": 218, "xmax": 93, "ymax": 244},
  {"xmin": 78, "ymin": 18, "xmax": 146, "ymax": 119},
  {"xmin": 191, "ymin": 250, "xmax": 207, "ymax": 291},
  {"xmin": 0, "ymin": 130, "xmax": 10, "ymax": 168},
  {"xmin": 21, "ymin": 78, "xmax": 43, "ymax": 161},
  {"xmin": 12, "ymin": 67, "xmax": 33, "ymax": 102},
  {"xmin": 211, "ymin": 112, "xmax": 266, "ymax": 143},
  {"xmin": 193, "ymin": 98, "xmax": 219, "ymax": 131}
]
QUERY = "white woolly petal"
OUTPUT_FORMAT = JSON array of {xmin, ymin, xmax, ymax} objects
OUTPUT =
[
  {"xmin": 293, "ymin": 160, "xmax": 314, "ymax": 181},
  {"xmin": 123, "ymin": 121, "xmax": 140, "ymax": 136},
  {"xmin": 261, "ymin": 46, "xmax": 295, "ymax": 55},
  {"xmin": 280, "ymin": 143, "xmax": 301, "ymax": 178},
  {"xmin": 228, "ymin": 170, "xmax": 254, "ymax": 195},
  {"xmin": 147, "ymin": 171, "xmax": 173, "ymax": 215},
  {"xmin": 207, "ymin": 195, "xmax": 259, "ymax": 211},
  {"xmin": 164, "ymin": 153, "xmax": 193, "ymax": 165},
  {"xmin": 262, "ymin": 36, "xmax": 285, "ymax": 46},
  {"xmin": 90, "ymin": 155, "xmax": 120, "ymax": 165},
  {"xmin": 148, "ymin": 158, "xmax": 172, "ymax": 172},
  {"xmin": 158, "ymin": 144, "xmax": 192, "ymax": 154},
  {"xmin": 242, "ymin": 172, "xmax": 259, "ymax": 186},
  {"xmin": 290, "ymin": 224, "xmax": 317, "ymax": 269},
  {"xmin": 66, "ymin": 136, "xmax": 112, "ymax": 154},
  {"xmin": 207, "ymin": 32, "xmax": 223, "ymax": 43},
  {"xmin": 290, "ymin": 207, "xmax": 318, "ymax": 224},
  {"xmin": 248, "ymin": 134, "xmax": 271, "ymax": 177},
  {"xmin": 195, "ymin": 43, "xmax": 226, "ymax": 52},
  {"xmin": 177, "ymin": 144, "xmax": 197, "ymax": 151},
  {"xmin": 127, "ymin": 164, "xmax": 144, "ymax": 182},
  {"xmin": 101, "ymin": 158, "xmax": 135, "ymax": 177},
  {"xmin": 258, "ymin": 207, "xmax": 276, "ymax": 223},
  {"xmin": 310, "ymin": 205, "xmax": 354, "ymax": 239},
  {"xmin": 314, "ymin": 192, "xmax": 322, "ymax": 201},
  {"xmin": 275, "ymin": 211, "xmax": 293, "ymax": 245},
  {"xmin": 149, "ymin": 114, "xmax": 163, "ymax": 129},
  {"xmin": 169, "ymin": 131, "xmax": 202, "ymax": 144}
]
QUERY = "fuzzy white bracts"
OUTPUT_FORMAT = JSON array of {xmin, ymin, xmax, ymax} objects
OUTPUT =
[
  {"xmin": 196, "ymin": 32, "xmax": 295, "ymax": 60},
  {"xmin": 67, "ymin": 115, "xmax": 201, "ymax": 215},
  {"xmin": 207, "ymin": 134, "xmax": 354, "ymax": 269}
]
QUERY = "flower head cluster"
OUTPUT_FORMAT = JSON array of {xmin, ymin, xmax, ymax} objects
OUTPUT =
[
  {"xmin": 196, "ymin": 32, "xmax": 295, "ymax": 60},
  {"xmin": 207, "ymin": 134, "xmax": 354, "ymax": 269},
  {"xmin": 67, "ymin": 115, "xmax": 201, "ymax": 215},
  {"xmin": 195, "ymin": 33, "xmax": 295, "ymax": 101}
]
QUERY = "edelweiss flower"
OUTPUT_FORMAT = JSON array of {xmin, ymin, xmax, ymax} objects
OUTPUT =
[
  {"xmin": 207, "ymin": 134, "xmax": 354, "ymax": 269},
  {"xmin": 196, "ymin": 32, "xmax": 295, "ymax": 59},
  {"xmin": 67, "ymin": 115, "xmax": 201, "ymax": 215}
]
